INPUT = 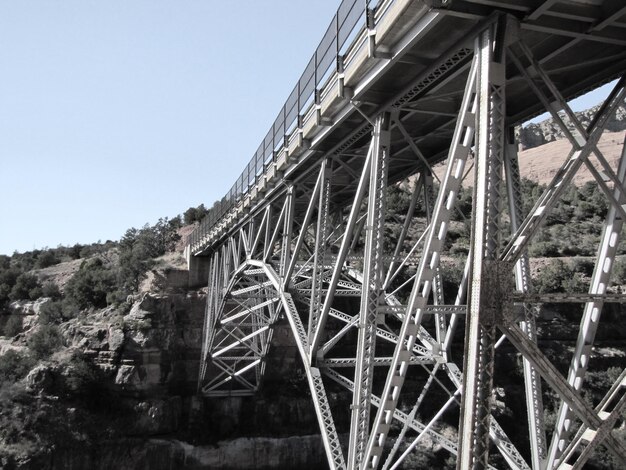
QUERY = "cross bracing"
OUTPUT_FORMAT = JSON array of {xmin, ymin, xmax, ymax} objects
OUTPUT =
[{"xmin": 190, "ymin": 1, "xmax": 626, "ymax": 469}]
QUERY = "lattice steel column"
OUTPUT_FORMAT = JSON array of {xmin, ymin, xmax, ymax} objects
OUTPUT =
[
  {"xmin": 363, "ymin": 49, "xmax": 480, "ymax": 470},
  {"xmin": 546, "ymin": 134, "xmax": 626, "ymax": 469},
  {"xmin": 280, "ymin": 186, "xmax": 294, "ymax": 280},
  {"xmin": 348, "ymin": 112, "xmax": 391, "ymax": 469},
  {"xmin": 309, "ymin": 158, "xmax": 332, "ymax": 346},
  {"xmin": 457, "ymin": 21, "xmax": 507, "ymax": 470},
  {"xmin": 504, "ymin": 130, "xmax": 547, "ymax": 470},
  {"xmin": 423, "ymin": 169, "xmax": 447, "ymax": 349}
]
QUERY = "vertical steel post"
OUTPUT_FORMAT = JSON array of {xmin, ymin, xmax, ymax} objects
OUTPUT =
[
  {"xmin": 310, "ymin": 144, "xmax": 373, "ymax": 359},
  {"xmin": 348, "ymin": 112, "xmax": 391, "ymax": 469},
  {"xmin": 363, "ymin": 52, "xmax": 479, "ymax": 470},
  {"xmin": 457, "ymin": 20, "xmax": 507, "ymax": 470},
  {"xmin": 309, "ymin": 158, "xmax": 333, "ymax": 346},
  {"xmin": 280, "ymin": 186, "xmax": 295, "ymax": 281},
  {"xmin": 503, "ymin": 129, "xmax": 547, "ymax": 470}
]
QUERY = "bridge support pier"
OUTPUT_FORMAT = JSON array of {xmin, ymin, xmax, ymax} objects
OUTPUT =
[{"xmin": 186, "ymin": 247, "xmax": 211, "ymax": 288}]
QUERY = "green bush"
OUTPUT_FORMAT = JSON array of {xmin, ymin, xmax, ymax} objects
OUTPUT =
[
  {"xmin": 0, "ymin": 350, "xmax": 35, "ymax": 382},
  {"xmin": 38, "ymin": 301, "xmax": 64, "ymax": 325},
  {"xmin": 41, "ymin": 281, "xmax": 62, "ymax": 300},
  {"xmin": 35, "ymin": 250, "xmax": 59, "ymax": 269},
  {"xmin": 69, "ymin": 243, "xmax": 83, "ymax": 259},
  {"xmin": 386, "ymin": 185, "xmax": 412, "ymax": 216},
  {"xmin": 570, "ymin": 257, "xmax": 595, "ymax": 277},
  {"xmin": 612, "ymin": 258, "xmax": 626, "ymax": 285},
  {"xmin": 534, "ymin": 260, "xmax": 586, "ymax": 294},
  {"xmin": 64, "ymin": 258, "xmax": 118, "ymax": 309},
  {"xmin": 3, "ymin": 315, "xmax": 23, "ymax": 337},
  {"xmin": 0, "ymin": 255, "xmax": 10, "ymax": 270},
  {"xmin": 452, "ymin": 185, "xmax": 473, "ymax": 221},
  {"xmin": 0, "ymin": 267, "xmax": 22, "ymax": 306},
  {"xmin": 117, "ymin": 218, "xmax": 181, "ymax": 293},
  {"xmin": 8, "ymin": 273, "xmax": 42, "ymax": 301},
  {"xmin": 183, "ymin": 204, "xmax": 209, "ymax": 224},
  {"xmin": 27, "ymin": 324, "xmax": 62, "ymax": 359},
  {"xmin": 529, "ymin": 240, "xmax": 561, "ymax": 257}
]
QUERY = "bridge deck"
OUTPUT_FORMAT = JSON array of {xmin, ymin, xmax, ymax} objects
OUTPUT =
[{"xmin": 187, "ymin": 0, "xmax": 626, "ymax": 256}]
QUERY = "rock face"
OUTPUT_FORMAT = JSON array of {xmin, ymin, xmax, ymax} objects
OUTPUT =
[
  {"xmin": 59, "ymin": 292, "xmax": 205, "ymax": 395},
  {"xmin": 1, "ymin": 298, "xmax": 52, "ymax": 335},
  {"xmin": 25, "ymin": 288, "xmax": 324, "ymax": 469},
  {"xmin": 24, "ymin": 435, "xmax": 326, "ymax": 470},
  {"xmin": 0, "ymin": 260, "xmax": 326, "ymax": 470},
  {"xmin": 517, "ymin": 102, "xmax": 626, "ymax": 150}
]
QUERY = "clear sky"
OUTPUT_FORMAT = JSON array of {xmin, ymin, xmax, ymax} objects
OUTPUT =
[
  {"xmin": 0, "ymin": 1, "xmax": 339, "ymax": 255},
  {"xmin": 0, "ymin": 1, "xmax": 615, "ymax": 255}
]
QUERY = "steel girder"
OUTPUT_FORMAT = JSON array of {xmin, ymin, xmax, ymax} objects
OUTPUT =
[{"xmin": 195, "ymin": 17, "xmax": 626, "ymax": 470}]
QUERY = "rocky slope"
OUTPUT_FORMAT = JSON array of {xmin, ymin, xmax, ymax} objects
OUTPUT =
[
  {"xmin": 518, "ymin": 102, "xmax": 626, "ymax": 150},
  {"xmin": 0, "ymin": 260, "xmax": 326, "ymax": 470},
  {"xmin": 519, "ymin": 130, "xmax": 625, "ymax": 186}
]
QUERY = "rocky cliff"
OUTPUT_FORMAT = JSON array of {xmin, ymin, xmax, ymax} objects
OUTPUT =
[
  {"xmin": 518, "ymin": 102, "xmax": 626, "ymax": 150},
  {"xmin": 0, "ymin": 264, "xmax": 326, "ymax": 470}
]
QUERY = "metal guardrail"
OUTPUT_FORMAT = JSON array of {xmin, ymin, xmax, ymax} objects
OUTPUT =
[{"xmin": 187, "ymin": 0, "xmax": 383, "ymax": 251}]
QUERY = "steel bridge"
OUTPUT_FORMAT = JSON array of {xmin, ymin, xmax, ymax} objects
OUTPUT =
[{"xmin": 185, "ymin": 1, "xmax": 626, "ymax": 469}]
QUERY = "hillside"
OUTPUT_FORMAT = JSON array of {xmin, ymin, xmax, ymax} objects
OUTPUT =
[
  {"xmin": 520, "ymin": 130, "xmax": 625, "ymax": 186},
  {"xmin": 518, "ymin": 102, "xmax": 626, "ymax": 150}
]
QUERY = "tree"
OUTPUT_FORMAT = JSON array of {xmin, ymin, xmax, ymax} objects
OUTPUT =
[
  {"xmin": 117, "ymin": 218, "xmax": 181, "ymax": 293},
  {"xmin": 27, "ymin": 324, "xmax": 62, "ymax": 359},
  {"xmin": 9, "ymin": 273, "xmax": 42, "ymax": 301},
  {"xmin": 35, "ymin": 250, "xmax": 59, "ymax": 269},
  {"xmin": 64, "ymin": 258, "xmax": 118, "ymax": 309},
  {"xmin": 183, "ymin": 203, "xmax": 209, "ymax": 224},
  {"xmin": 534, "ymin": 260, "xmax": 586, "ymax": 294},
  {"xmin": 0, "ymin": 267, "xmax": 21, "ymax": 306},
  {"xmin": 0, "ymin": 350, "xmax": 35, "ymax": 382}
]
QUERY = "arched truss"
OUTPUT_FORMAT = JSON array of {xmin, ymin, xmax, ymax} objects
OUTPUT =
[{"xmin": 197, "ymin": 18, "xmax": 626, "ymax": 470}]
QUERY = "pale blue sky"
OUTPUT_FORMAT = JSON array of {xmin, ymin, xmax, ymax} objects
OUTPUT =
[
  {"xmin": 0, "ymin": 1, "xmax": 614, "ymax": 255},
  {"xmin": 0, "ymin": 1, "xmax": 339, "ymax": 254}
]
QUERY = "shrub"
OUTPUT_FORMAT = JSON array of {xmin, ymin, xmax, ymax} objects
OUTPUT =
[
  {"xmin": 35, "ymin": 250, "xmax": 59, "ymax": 269},
  {"xmin": 41, "ymin": 281, "xmax": 62, "ymax": 300},
  {"xmin": 571, "ymin": 257, "xmax": 595, "ymax": 277},
  {"xmin": 439, "ymin": 260, "xmax": 466, "ymax": 300},
  {"xmin": 453, "ymin": 185, "xmax": 473, "ymax": 221},
  {"xmin": 38, "ymin": 301, "xmax": 64, "ymax": 325},
  {"xmin": 117, "ymin": 218, "xmax": 181, "ymax": 293},
  {"xmin": 0, "ymin": 350, "xmax": 35, "ymax": 382},
  {"xmin": 529, "ymin": 240, "xmax": 561, "ymax": 257},
  {"xmin": 27, "ymin": 324, "xmax": 62, "ymax": 359},
  {"xmin": 8, "ymin": 273, "xmax": 42, "ymax": 301},
  {"xmin": 0, "ymin": 267, "xmax": 22, "ymax": 306},
  {"xmin": 69, "ymin": 243, "xmax": 83, "ymax": 260},
  {"xmin": 64, "ymin": 352, "xmax": 100, "ymax": 394},
  {"xmin": 183, "ymin": 204, "xmax": 209, "ymax": 224},
  {"xmin": 3, "ymin": 315, "xmax": 23, "ymax": 337},
  {"xmin": 534, "ymin": 260, "xmax": 586, "ymax": 294},
  {"xmin": 612, "ymin": 258, "xmax": 626, "ymax": 285},
  {"xmin": 386, "ymin": 185, "xmax": 412, "ymax": 216},
  {"xmin": 64, "ymin": 258, "xmax": 118, "ymax": 309}
]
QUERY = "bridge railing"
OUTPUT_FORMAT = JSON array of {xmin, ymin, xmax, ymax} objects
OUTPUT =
[{"xmin": 187, "ymin": 0, "xmax": 384, "ymax": 252}]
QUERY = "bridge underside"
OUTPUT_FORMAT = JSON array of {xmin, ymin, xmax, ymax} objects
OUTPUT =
[{"xmin": 193, "ymin": 2, "xmax": 626, "ymax": 470}]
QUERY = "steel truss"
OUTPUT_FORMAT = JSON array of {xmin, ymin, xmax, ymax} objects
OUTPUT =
[{"xmin": 196, "ymin": 15, "xmax": 626, "ymax": 470}]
